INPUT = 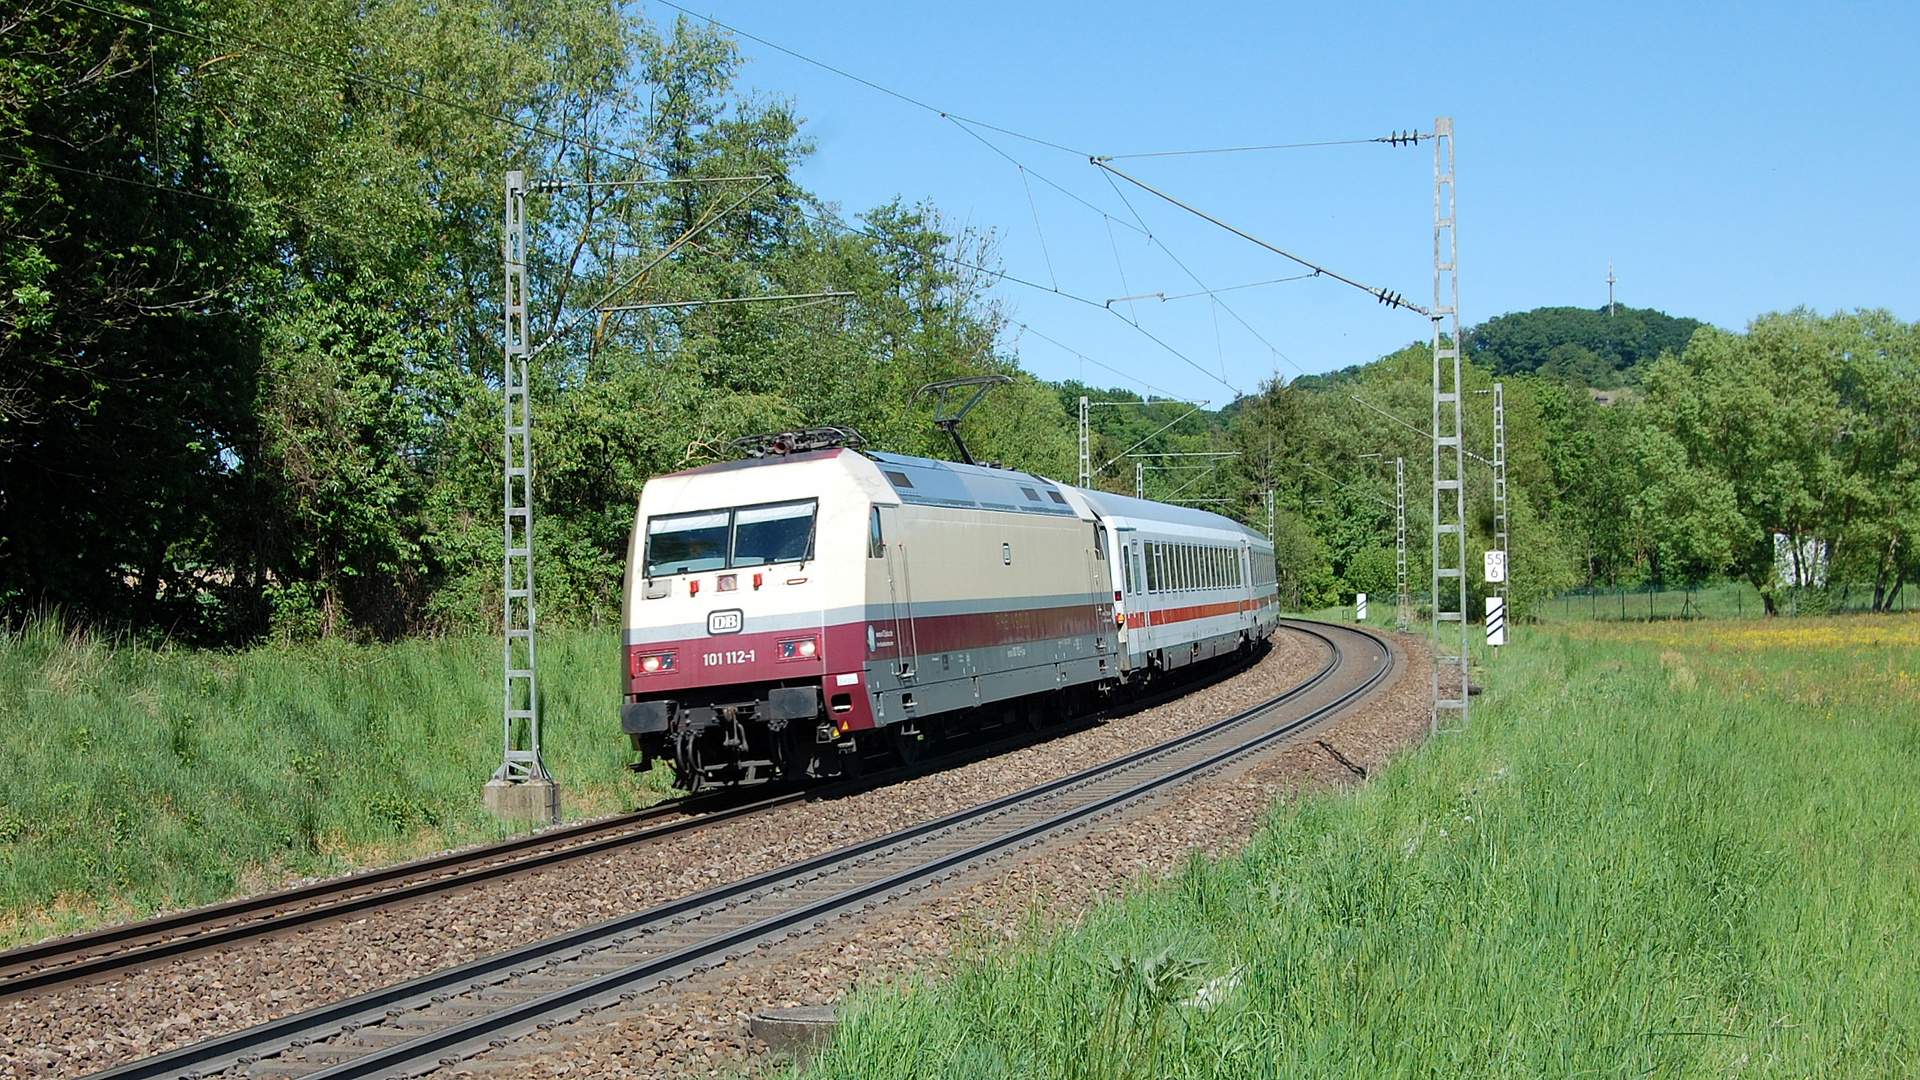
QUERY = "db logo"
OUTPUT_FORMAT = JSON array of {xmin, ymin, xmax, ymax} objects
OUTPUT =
[{"xmin": 706, "ymin": 609, "xmax": 743, "ymax": 635}]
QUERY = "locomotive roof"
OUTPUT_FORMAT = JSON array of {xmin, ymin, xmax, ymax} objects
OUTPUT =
[{"xmin": 864, "ymin": 451, "xmax": 1079, "ymax": 518}]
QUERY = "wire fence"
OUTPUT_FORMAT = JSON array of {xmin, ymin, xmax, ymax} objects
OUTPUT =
[{"xmin": 1539, "ymin": 581, "xmax": 1910, "ymax": 622}]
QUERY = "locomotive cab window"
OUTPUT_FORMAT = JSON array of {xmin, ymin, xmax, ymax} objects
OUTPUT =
[
  {"xmin": 645, "ymin": 510, "xmax": 729, "ymax": 576},
  {"xmin": 644, "ymin": 499, "xmax": 818, "ymax": 577},
  {"xmin": 868, "ymin": 506, "xmax": 885, "ymax": 558},
  {"xmin": 732, "ymin": 501, "xmax": 816, "ymax": 566}
]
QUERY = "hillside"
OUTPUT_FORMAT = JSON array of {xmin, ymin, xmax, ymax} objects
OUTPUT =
[{"xmin": 1464, "ymin": 305, "xmax": 1704, "ymax": 387}]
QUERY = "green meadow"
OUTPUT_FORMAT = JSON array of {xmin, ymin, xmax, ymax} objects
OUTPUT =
[
  {"xmin": 0, "ymin": 622, "xmax": 667, "ymax": 946},
  {"xmin": 802, "ymin": 617, "xmax": 1920, "ymax": 1079}
]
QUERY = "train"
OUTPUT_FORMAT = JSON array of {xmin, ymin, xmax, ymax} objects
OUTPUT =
[{"xmin": 618, "ymin": 429, "xmax": 1281, "ymax": 790}]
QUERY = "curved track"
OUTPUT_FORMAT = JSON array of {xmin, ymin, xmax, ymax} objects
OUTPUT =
[
  {"xmin": 0, "ymin": 626, "xmax": 1275, "ymax": 1003},
  {"xmin": 88, "ymin": 619, "xmax": 1393, "ymax": 1080}
]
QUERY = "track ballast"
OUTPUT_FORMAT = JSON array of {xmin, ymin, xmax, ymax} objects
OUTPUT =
[{"xmin": 87, "ymin": 619, "xmax": 1392, "ymax": 1080}]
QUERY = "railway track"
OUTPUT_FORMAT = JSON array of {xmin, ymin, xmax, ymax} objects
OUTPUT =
[
  {"xmin": 89, "ymin": 619, "xmax": 1392, "ymax": 1080},
  {"xmin": 0, "ymin": 787, "xmax": 802, "ymax": 1002},
  {"xmin": 1, "ymin": 629, "xmax": 1273, "ymax": 1004}
]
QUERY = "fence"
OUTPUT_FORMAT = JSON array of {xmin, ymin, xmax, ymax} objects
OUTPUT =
[{"xmin": 1541, "ymin": 581, "xmax": 1909, "ymax": 622}]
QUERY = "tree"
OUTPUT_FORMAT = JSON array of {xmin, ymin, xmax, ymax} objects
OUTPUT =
[
  {"xmin": 1466, "ymin": 305, "xmax": 1704, "ymax": 385},
  {"xmin": 0, "ymin": 0, "xmax": 257, "ymax": 637}
]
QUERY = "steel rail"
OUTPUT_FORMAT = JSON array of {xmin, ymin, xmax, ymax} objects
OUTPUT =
[
  {"xmin": 6, "ymin": 641, "xmax": 1270, "ymax": 1001},
  {"xmin": 0, "ymin": 788, "xmax": 808, "ymax": 1000},
  {"xmin": 90, "ymin": 620, "xmax": 1391, "ymax": 1080}
]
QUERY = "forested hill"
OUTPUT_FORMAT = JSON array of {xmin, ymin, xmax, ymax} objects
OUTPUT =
[{"xmin": 1464, "ymin": 305, "xmax": 1705, "ymax": 387}]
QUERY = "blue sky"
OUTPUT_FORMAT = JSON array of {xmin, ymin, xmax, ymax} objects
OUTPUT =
[{"xmin": 639, "ymin": 1, "xmax": 1916, "ymax": 402}]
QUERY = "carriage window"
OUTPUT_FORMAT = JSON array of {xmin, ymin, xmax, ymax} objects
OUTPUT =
[
  {"xmin": 868, "ymin": 506, "xmax": 884, "ymax": 559},
  {"xmin": 645, "ymin": 510, "xmax": 730, "ymax": 576}
]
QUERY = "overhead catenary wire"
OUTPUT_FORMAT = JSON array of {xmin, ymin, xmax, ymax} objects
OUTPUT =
[
  {"xmin": 921, "ymin": 122, "xmax": 1259, "ymax": 391},
  {"xmin": 943, "ymin": 114, "xmax": 1149, "ymax": 239},
  {"xmin": 1161, "ymin": 273, "xmax": 1319, "ymax": 302},
  {"xmin": 1091, "ymin": 157, "xmax": 1431, "ymax": 317},
  {"xmin": 1092, "ymin": 156, "xmax": 1309, "ymax": 380},
  {"xmin": 1302, "ymin": 462, "xmax": 1394, "ymax": 510},
  {"xmin": 634, "ymin": 4, "xmax": 1275, "ymax": 398},
  {"xmin": 648, "ymin": 0, "xmax": 1092, "ymax": 159},
  {"xmin": 1093, "ymin": 404, "xmax": 1211, "ymax": 477},
  {"xmin": 78, "ymin": 0, "xmax": 1254, "ymax": 412},
  {"xmin": 1351, "ymin": 393, "xmax": 1495, "ymax": 469},
  {"xmin": 640, "ymin": 2, "xmax": 1323, "ymax": 400},
  {"xmin": 0, "ymin": 148, "xmax": 235, "ymax": 207},
  {"xmin": 784, "ymin": 199, "xmax": 1239, "ymax": 397},
  {"xmin": 1102, "ymin": 130, "xmax": 1431, "ymax": 160},
  {"xmin": 1017, "ymin": 167, "xmax": 1060, "ymax": 291},
  {"xmin": 84, "ymin": 0, "xmax": 1174, "ymax": 401},
  {"xmin": 528, "ymin": 178, "xmax": 774, "ymax": 363},
  {"xmin": 1013, "ymin": 322, "xmax": 1183, "ymax": 400}
]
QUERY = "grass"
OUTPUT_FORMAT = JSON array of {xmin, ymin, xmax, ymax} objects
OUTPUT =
[
  {"xmin": 1306, "ymin": 580, "xmax": 1912, "ymax": 629},
  {"xmin": 798, "ymin": 615, "xmax": 1920, "ymax": 1079},
  {"xmin": 0, "ymin": 620, "xmax": 671, "ymax": 946}
]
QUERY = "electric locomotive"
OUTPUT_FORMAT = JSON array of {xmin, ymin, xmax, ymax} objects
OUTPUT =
[{"xmin": 619, "ymin": 428, "xmax": 1279, "ymax": 790}]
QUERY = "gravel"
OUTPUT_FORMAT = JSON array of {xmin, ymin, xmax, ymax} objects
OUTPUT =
[
  {"xmin": 425, "ymin": 629, "xmax": 1436, "ymax": 1080},
  {"xmin": 1, "ymin": 629, "xmax": 1341, "ymax": 1079}
]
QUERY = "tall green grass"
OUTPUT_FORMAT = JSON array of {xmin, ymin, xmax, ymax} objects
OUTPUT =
[
  {"xmin": 803, "ymin": 618, "xmax": 1920, "ymax": 1079},
  {"xmin": 0, "ymin": 621, "xmax": 669, "ymax": 944}
]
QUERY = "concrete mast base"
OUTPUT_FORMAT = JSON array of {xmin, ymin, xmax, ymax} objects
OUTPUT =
[{"xmin": 483, "ymin": 777, "xmax": 561, "ymax": 823}]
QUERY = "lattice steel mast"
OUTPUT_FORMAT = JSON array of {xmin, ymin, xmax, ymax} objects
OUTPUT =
[
  {"xmin": 1396, "ymin": 456, "xmax": 1411, "ymax": 631},
  {"xmin": 1078, "ymin": 395, "xmax": 1092, "ymax": 487},
  {"xmin": 1430, "ymin": 118, "xmax": 1469, "ymax": 733},
  {"xmin": 495, "ymin": 170, "xmax": 556, "ymax": 809},
  {"xmin": 1492, "ymin": 381, "xmax": 1509, "ymax": 637}
]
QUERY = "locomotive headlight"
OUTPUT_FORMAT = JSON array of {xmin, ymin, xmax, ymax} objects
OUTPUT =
[
  {"xmin": 633, "ymin": 651, "xmax": 676, "ymax": 675},
  {"xmin": 777, "ymin": 636, "xmax": 819, "ymax": 661}
]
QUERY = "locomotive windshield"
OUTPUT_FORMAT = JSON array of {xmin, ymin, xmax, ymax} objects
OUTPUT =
[
  {"xmin": 732, "ymin": 501, "xmax": 816, "ymax": 566},
  {"xmin": 644, "ymin": 499, "xmax": 817, "ymax": 576},
  {"xmin": 645, "ymin": 510, "xmax": 729, "ymax": 575}
]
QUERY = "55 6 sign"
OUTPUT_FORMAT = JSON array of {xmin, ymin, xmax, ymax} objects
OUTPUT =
[{"xmin": 1483, "ymin": 550, "xmax": 1507, "ymax": 584}]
